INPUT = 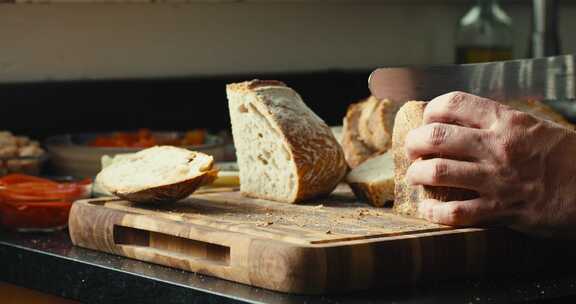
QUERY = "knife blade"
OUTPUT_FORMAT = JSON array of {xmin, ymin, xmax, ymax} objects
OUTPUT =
[{"xmin": 368, "ymin": 54, "xmax": 576, "ymax": 103}]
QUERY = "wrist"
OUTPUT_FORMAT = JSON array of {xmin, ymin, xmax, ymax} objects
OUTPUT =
[{"xmin": 544, "ymin": 124, "xmax": 576, "ymax": 230}]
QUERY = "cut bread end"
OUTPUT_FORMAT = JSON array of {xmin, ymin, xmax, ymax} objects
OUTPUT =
[
  {"xmin": 97, "ymin": 146, "xmax": 218, "ymax": 203},
  {"xmin": 346, "ymin": 152, "xmax": 394, "ymax": 207},
  {"xmin": 227, "ymin": 79, "xmax": 347, "ymax": 203},
  {"xmin": 392, "ymin": 101, "xmax": 478, "ymax": 217}
]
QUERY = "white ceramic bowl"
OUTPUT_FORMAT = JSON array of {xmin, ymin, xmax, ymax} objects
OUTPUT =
[{"xmin": 45, "ymin": 132, "xmax": 228, "ymax": 178}]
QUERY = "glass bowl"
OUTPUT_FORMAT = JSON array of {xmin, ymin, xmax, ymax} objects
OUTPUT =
[
  {"xmin": 0, "ymin": 198, "xmax": 73, "ymax": 232},
  {"xmin": 0, "ymin": 175, "xmax": 90, "ymax": 232}
]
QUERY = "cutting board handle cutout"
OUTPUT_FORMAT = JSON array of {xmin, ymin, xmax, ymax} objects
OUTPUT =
[{"xmin": 113, "ymin": 225, "xmax": 231, "ymax": 266}]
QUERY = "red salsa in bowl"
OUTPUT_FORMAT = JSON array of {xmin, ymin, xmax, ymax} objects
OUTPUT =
[{"xmin": 0, "ymin": 174, "xmax": 91, "ymax": 232}]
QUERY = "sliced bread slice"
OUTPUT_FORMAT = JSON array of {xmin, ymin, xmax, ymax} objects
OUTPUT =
[
  {"xmin": 342, "ymin": 101, "xmax": 375, "ymax": 168},
  {"xmin": 346, "ymin": 151, "xmax": 394, "ymax": 207},
  {"xmin": 96, "ymin": 146, "xmax": 218, "ymax": 203},
  {"xmin": 342, "ymin": 96, "xmax": 404, "ymax": 168},
  {"xmin": 392, "ymin": 101, "xmax": 477, "ymax": 217},
  {"xmin": 226, "ymin": 79, "xmax": 348, "ymax": 203},
  {"xmin": 357, "ymin": 96, "xmax": 402, "ymax": 152}
]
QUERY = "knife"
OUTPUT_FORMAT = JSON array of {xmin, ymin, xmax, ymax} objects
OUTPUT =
[{"xmin": 368, "ymin": 54, "xmax": 576, "ymax": 104}]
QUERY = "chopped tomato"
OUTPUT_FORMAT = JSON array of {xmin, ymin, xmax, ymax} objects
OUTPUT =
[
  {"xmin": 87, "ymin": 128, "xmax": 207, "ymax": 148},
  {"xmin": 182, "ymin": 130, "xmax": 206, "ymax": 146}
]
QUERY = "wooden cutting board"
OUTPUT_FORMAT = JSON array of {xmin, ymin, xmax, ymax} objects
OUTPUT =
[{"xmin": 68, "ymin": 186, "xmax": 574, "ymax": 295}]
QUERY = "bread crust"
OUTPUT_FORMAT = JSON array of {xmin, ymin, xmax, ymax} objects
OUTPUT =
[
  {"xmin": 348, "ymin": 180, "xmax": 394, "ymax": 207},
  {"xmin": 342, "ymin": 101, "xmax": 374, "ymax": 168},
  {"xmin": 227, "ymin": 79, "xmax": 348, "ymax": 203},
  {"xmin": 114, "ymin": 169, "xmax": 218, "ymax": 203},
  {"xmin": 357, "ymin": 96, "xmax": 400, "ymax": 151},
  {"xmin": 503, "ymin": 99, "xmax": 574, "ymax": 130},
  {"xmin": 392, "ymin": 101, "xmax": 476, "ymax": 216},
  {"xmin": 342, "ymin": 96, "xmax": 403, "ymax": 168},
  {"xmin": 357, "ymin": 96, "xmax": 381, "ymax": 150}
]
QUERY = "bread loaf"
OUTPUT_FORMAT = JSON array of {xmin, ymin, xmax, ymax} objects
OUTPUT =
[
  {"xmin": 226, "ymin": 80, "xmax": 348, "ymax": 203},
  {"xmin": 346, "ymin": 151, "xmax": 394, "ymax": 207},
  {"xmin": 392, "ymin": 101, "xmax": 477, "ymax": 216},
  {"xmin": 96, "ymin": 146, "xmax": 218, "ymax": 203},
  {"xmin": 342, "ymin": 96, "xmax": 403, "ymax": 168},
  {"xmin": 342, "ymin": 102, "xmax": 374, "ymax": 168},
  {"xmin": 503, "ymin": 99, "xmax": 574, "ymax": 130}
]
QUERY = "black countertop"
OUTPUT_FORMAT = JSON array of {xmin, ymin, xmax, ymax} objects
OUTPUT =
[{"xmin": 1, "ymin": 230, "xmax": 576, "ymax": 304}]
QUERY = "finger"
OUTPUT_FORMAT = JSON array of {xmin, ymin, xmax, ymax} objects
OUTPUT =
[
  {"xmin": 406, "ymin": 158, "xmax": 488, "ymax": 191},
  {"xmin": 417, "ymin": 198, "xmax": 501, "ymax": 226},
  {"xmin": 405, "ymin": 122, "xmax": 487, "ymax": 161},
  {"xmin": 424, "ymin": 91, "xmax": 501, "ymax": 129}
]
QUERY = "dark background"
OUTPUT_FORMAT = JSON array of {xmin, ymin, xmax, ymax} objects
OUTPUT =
[{"xmin": 2, "ymin": 70, "xmax": 371, "ymax": 140}]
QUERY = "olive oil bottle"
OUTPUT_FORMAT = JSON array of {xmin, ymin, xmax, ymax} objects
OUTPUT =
[
  {"xmin": 529, "ymin": 0, "xmax": 561, "ymax": 58},
  {"xmin": 455, "ymin": 0, "xmax": 514, "ymax": 64}
]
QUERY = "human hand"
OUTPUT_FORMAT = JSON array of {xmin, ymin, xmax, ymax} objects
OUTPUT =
[{"xmin": 404, "ymin": 91, "xmax": 576, "ymax": 238}]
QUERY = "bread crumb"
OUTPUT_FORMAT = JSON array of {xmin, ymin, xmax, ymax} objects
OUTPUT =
[{"xmin": 256, "ymin": 221, "xmax": 273, "ymax": 227}]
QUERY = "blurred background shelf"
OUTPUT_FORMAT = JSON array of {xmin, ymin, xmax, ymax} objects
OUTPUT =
[
  {"xmin": 1, "ymin": 0, "xmax": 574, "ymax": 139},
  {"xmin": 2, "ymin": 0, "xmax": 576, "ymax": 4},
  {"xmin": 0, "ymin": 1, "xmax": 574, "ymax": 83}
]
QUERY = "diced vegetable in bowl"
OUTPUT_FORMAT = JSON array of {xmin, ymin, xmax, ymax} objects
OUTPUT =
[{"xmin": 0, "ymin": 131, "xmax": 47, "ymax": 176}]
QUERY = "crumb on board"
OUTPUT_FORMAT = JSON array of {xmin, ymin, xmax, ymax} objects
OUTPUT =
[
  {"xmin": 256, "ymin": 221, "xmax": 273, "ymax": 227},
  {"xmin": 354, "ymin": 208, "xmax": 387, "ymax": 217}
]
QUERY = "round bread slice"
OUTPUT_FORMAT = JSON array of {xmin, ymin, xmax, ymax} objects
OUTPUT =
[
  {"xmin": 346, "ymin": 151, "xmax": 394, "ymax": 207},
  {"xmin": 342, "ymin": 101, "xmax": 375, "ymax": 168},
  {"xmin": 341, "ymin": 96, "xmax": 404, "ymax": 168},
  {"xmin": 97, "ymin": 146, "xmax": 218, "ymax": 203},
  {"xmin": 357, "ymin": 97, "xmax": 403, "ymax": 152}
]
